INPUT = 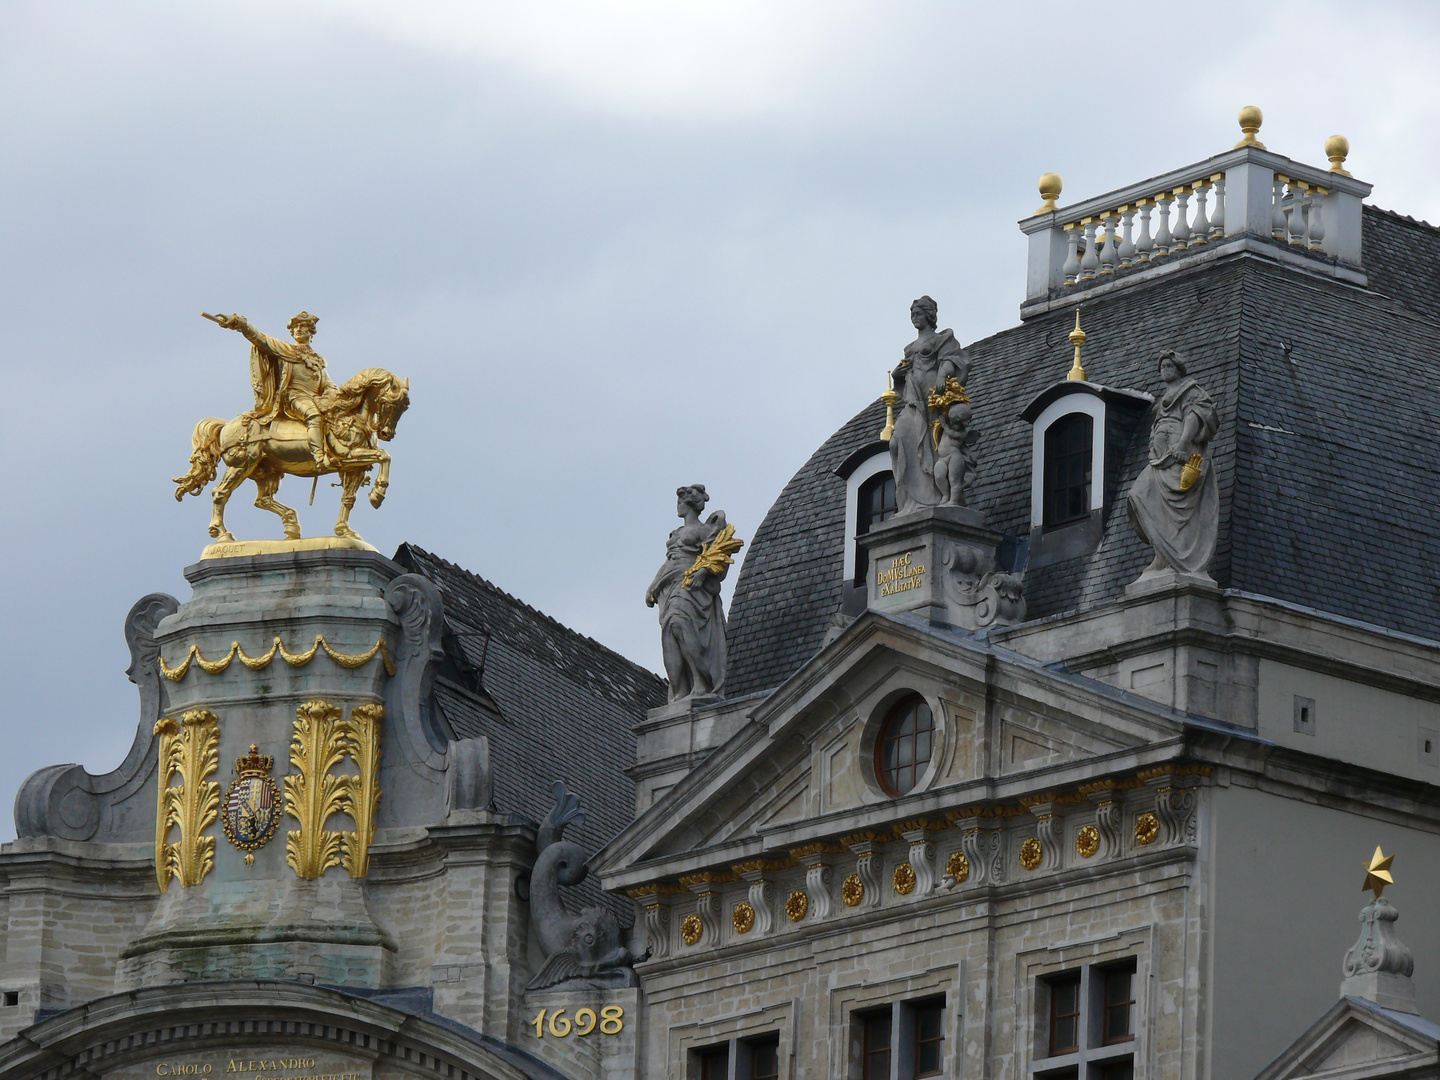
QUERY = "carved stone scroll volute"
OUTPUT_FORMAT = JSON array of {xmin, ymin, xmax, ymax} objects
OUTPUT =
[
  {"xmin": 1028, "ymin": 802, "xmax": 1063, "ymax": 871},
  {"xmin": 681, "ymin": 874, "xmax": 726, "ymax": 946},
  {"xmin": 789, "ymin": 846, "xmax": 837, "ymax": 921},
  {"xmin": 734, "ymin": 861, "xmax": 778, "ymax": 934},
  {"xmin": 630, "ymin": 887, "xmax": 675, "ymax": 960},
  {"xmin": 899, "ymin": 823, "xmax": 938, "ymax": 897},
  {"xmin": 843, "ymin": 833, "xmax": 884, "ymax": 911}
]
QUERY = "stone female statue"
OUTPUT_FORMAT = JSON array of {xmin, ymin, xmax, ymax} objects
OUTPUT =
[
  {"xmin": 645, "ymin": 485, "xmax": 743, "ymax": 702},
  {"xmin": 889, "ymin": 296, "xmax": 972, "ymax": 514},
  {"xmin": 1127, "ymin": 349, "xmax": 1221, "ymax": 578}
]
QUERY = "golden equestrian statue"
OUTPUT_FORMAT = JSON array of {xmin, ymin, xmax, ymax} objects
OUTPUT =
[{"xmin": 173, "ymin": 311, "xmax": 410, "ymax": 547}]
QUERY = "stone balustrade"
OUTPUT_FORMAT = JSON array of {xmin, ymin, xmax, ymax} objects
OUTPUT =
[{"xmin": 1021, "ymin": 112, "xmax": 1373, "ymax": 310}]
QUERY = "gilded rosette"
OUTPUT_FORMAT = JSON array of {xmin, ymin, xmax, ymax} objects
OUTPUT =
[
  {"xmin": 1019, "ymin": 836, "xmax": 1043, "ymax": 871},
  {"xmin": 680, "ymin": 914, "xmax": 703, "ymax": 946},
  {"xmin": 841, "ymin": 874, "xmax": 865, "ymax": 907},
  {"xmin": 732, "ymin": 901, "xmax": 755, "ymax": 934},
  {"xmin": 1134, "ymin": 812, "xmax": 1160, "ymax": 846},
  {"xmin": 945, "ymin": 851, "xmax": 969, "ymax": 883},
  {"xmin": 893, "ymin": 862, "xmax": 917, "ymax": 895},
  {"xmin": 785, "ymin": 890, "xmax": 808, "ymax": 922},
  {"xmin": 1075, "ymin": 824, "xmax": 1100, "ymax": 859}
]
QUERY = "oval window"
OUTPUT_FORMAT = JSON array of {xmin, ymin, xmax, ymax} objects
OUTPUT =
[{"xmin": 875, "ymin": 696, "xmax": 934, "ymax": 796}]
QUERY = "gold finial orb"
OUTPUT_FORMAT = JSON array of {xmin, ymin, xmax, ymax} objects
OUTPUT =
[
  {"xmin": 1234, "ymin": 105, "xmax": 1266, "ymax": 149},
  {"xmin": 1035, "ymin": 172, "xmax": 1063, "ymax": 215},
  {"xmin": 1066, "ymin": 309, "xmax": 1087, "ymax": 382},
  {"xmin": 1325, "ymin": 134, "xmax": 1352, "ymax": 176}
]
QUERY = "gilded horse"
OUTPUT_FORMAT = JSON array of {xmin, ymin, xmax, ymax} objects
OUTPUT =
[{"xmin": 173, "ymin": 368, "xmax": 410, "ymax": 543}]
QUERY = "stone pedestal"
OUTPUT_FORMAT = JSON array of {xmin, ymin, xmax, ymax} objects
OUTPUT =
[
  {"xmin": 116, "ymin": 548, "xmax": 449, "ymax": 989},
  {"xmin": 863, "ymin": 506, "xmax": 1026, "ymax": 630}
]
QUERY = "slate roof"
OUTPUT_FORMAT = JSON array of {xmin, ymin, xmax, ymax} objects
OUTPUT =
[
  {"xmin": 725, "ymin": 206, "xmax": 1440, "ymax": 699},
  {"xmin": 394, "ymin": 544, "xmax": 667, "ymax": 913}
]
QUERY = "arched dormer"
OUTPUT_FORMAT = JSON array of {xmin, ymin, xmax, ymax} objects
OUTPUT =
[
  {"xmin": 835, "ymin": 441, "xmax": 894, "ymax": 613},
  {"xmin": 1021, "ymin": 381, "xmax": 1151, "ymax": 568}
]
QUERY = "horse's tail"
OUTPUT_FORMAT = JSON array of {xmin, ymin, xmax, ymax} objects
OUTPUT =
[{"xmin": 172, "ymin": 417, "xmax": 226, "ymax": 500}]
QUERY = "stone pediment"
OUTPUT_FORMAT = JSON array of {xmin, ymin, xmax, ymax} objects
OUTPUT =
[
  {"xmin": 598, "ymin": 611, "xmax": 1184, "ymax": 882},
  {"xmin": 1254, "ymin": 997, "xmax": 1440, "ymax": 1080}
]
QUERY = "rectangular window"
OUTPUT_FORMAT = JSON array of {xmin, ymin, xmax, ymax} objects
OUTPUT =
[
  {"xmin": 1042, "ymin": 413, "xmax": 1093, "ymax": 528},
  {"xmin": 746, "ymin": 1035, "xmax": 780, "ymax": 1080},
  {"xmin": 1048, "ymin": 974, "xmax": 1081, "ymax": 1055},
  {"xmin": 697, "ymin": 1045, "xmax": 729, "ymax": 1080},
  {"xmin": 1096, "ymin": 1061, "xmax": 1134, "ymax": 1080},
  {"xmin": 861, "ymin": 1008, "xmax": 892, "ymax": 1080},
  {"xmin": 913, "ymin": 999, "xmax": 945, "ymax": 1077},
  {"xmin": 1102, "ymin": 965, "xmax": 1136, "ymax": 1044}
]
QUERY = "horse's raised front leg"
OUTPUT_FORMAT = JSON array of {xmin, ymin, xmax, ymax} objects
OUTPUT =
[
  {"xmin": 369, "ymin": 450, "xmax": 392, "ymax": 509},
  {"xmin": 335, "ymin": 470, "xmax": 366, "ymax": 540},
  {"xmin": 209, "ymin": 461, "xmax": 255, "ymax": 541},
  {"xmin": 252, "ymin": 466, "xmax": 301, "ymax": 539}
]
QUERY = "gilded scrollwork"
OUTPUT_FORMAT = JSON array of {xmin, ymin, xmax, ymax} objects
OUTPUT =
[
  {"xmin": 154, "ymin": 709, "xmax": 221, "ymax": 892},
  {"xmin": 284, "ymin": 699, "xmax": 385, "ymax": 880},
  {"xmin": 340, "ymin": 703, "xmax": 383, "ymax": 878}
]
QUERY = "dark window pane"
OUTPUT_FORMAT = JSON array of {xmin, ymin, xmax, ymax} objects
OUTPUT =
[
  {"xmin": 1042, "ymin": 413, "xmax": 1093, "ymax": 528},
  {"xmin": 862, "ymin": 1009, "xmax": 891, "ymax": 1080},
  {"xmin": 914, "ymin": 1002, "xmax": 944, "ymax": 1077},
  {"xmin": 1097, "ymin": 1062, "xmax": 1134, "ymax": 1080},
  {"xmin": 1049, "ymin": 975, "xmax": 1081, "ymax": 1055},
  {"xmin": 856, "ymin": 472, "xmax": 898, "ymax": 586},
  {"xmin": 1103, "ymin": 965, "xmax": 1136, "ymax": 1044},
  {"xmin": 876, "ymin": 698, "xmax": 934, "ymax": 797},
  {"xmin": 749, "ymin": 1038, "xmax": 779, "ymax": 1080},
  {"xmin": 699, "ymin": 1047, "xmax": 729, "ymax": 1080}
]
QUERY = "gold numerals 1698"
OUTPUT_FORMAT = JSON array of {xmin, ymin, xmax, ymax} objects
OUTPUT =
[{"xmin": 529, "ymin": 1006, "xmax": 624, "ymax": 1038}]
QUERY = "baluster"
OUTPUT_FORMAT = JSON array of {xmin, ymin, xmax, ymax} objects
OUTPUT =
[
  {"xmin": 1190, "ymin": 181, "xmax": 1210, "ymax": 245},
  {"xmin": 1099, "ymin": 211, "xmax": 1119, "ymax": 275},
  {"xmin": 1307, "ymin": 186, "xmax": 1327, "ymax": 251},
  {"xmin": 1080, "ymin": 219, "xmax": 1099, "ymax": 281},
  {"xmin": 1209, "ymin": 173, "xmax": 1226, "ymax": 237},
  {"xmin": 1285, "ymin": 183, "xmax": 1307, "ymax": 246},
  {"xmin": 1154, "ymin": 193, "xmax": 1173, "ymax": 257},
  {"xmin": 1272, "ymin": 176, "xmax": 1288, "ymax": 239},
  {"xmin": 1062, "ymin": 223, "xmax": 1082, "ymax": 284},
  {"xmin": 1118, "ymin": 206, "xmax": 1136, "ymax": 268},
  {"xmin": 1171, "ymin": 187, "xmax": 1191, "ymax": 252},
  {"xmin": 1135, "ymin": 200, "xmax": 1154, "ymax": 263}
]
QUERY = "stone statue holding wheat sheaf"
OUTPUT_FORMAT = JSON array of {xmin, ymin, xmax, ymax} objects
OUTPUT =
[{"xmin": 173, "ymin": 310, "xmax": 410, "ymax": 551}]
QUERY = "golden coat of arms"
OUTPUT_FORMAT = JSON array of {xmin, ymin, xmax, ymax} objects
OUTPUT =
[{"xmin": 222, "ymin": 744, "xmax": 282, "ymax": 865}]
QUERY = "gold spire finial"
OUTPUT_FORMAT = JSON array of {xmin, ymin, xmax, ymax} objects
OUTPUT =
[
  {"xmin": 1325, "ymin": 134, "xmax": 1352, "ymax": 177},
  {"xmin": 1066, "ymin": 309, "xmax": 1087, "ymax": 382},
  {"xmin": 1234, "ymin": 105, "xmax": 1266, "ymax": 149},
  {"xmin": 1362, "ymin": 846, "xmax": 1395, "ymax": 899},
  {"xmin": 879, "ymin": 370, "xmax": 899, "ymax": 441},
  {"xmin": 1035, "ymin": 172, "xmax": 1063, "ymax": 215}
]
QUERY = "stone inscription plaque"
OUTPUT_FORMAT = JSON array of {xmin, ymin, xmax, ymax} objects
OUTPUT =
[
  {"xmin": 874, "ymin": 551, "xmax": 925, "ymax": 598},
  {"xmin": 107, "ymin": 1049, "xmax": 373, "ymax": 1080}
]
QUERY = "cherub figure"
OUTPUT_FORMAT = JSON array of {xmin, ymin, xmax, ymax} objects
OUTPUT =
[{"xmin": 934, "ymin": 402, "xmax": 979, "ymax": 507}]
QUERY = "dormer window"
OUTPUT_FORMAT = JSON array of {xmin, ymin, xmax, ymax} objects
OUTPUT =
[
  {"xmin": 1042, "ymin": 412, "xmax": 1093, "ymax": 527},
  {"xmin": 1021, "ymin": 380, "xmax": 1150, "ymax": 569},
  {"xmin": 855, "ymin": 471, "xmax": 897, "ymax": 586}
]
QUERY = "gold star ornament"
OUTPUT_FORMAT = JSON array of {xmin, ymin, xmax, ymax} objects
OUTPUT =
[{"xmin": 1361, "ymin": 846, "xmax": 1395, "ymax": 899}]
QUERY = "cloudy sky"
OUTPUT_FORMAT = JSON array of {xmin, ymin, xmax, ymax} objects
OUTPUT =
[{"xmin": 1, "ymin": 1, "xmax": 1437, "ymax": 833}]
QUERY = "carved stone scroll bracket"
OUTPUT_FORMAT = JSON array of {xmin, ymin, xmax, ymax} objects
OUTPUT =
[
  {"xmin": 628, "ymin": 885, "xmax": 681, "ymax": 961},
  {"xmin": 1028, "ymin": 803, "xmax": 1063, "ymax": 871},
  {"xmin": 383, "ymin": 574, "xmax": 448, "ymax": 780},
  {"xmin": 681, "ymin": 873, "xmax": 730, "ymax": 946},
  {"xmin": 789, "ymin": 846, "xmax": 836, "ymax": 921},
  {"xmin": 959, "ymin": 824, "xmax": 1005, "ymax": 886},
  {"xmin": 16, "ymin": 592, "xmax": 180, "ymax": 842},
  {"xmin": 1146, "ymin": 775, "xmax": 1199, "ymax": 847},
  {"xmin": 1342, "ymin": 898, "xmax": 1419, "ymax": 1013},
  {"xmin": 1085, "ymin": 789, "xmax": 1125, "ymax": 860},
  {"xmin": 844, "ymin": 835, "xmax": 884, "ymax": 910},
  {"xmin": 733, "ymin": 862, "xmax": 777, "ymax": 935},
  {"xmin": 899, "ymin": 825, "xmax": 938, "ymax": 898}
]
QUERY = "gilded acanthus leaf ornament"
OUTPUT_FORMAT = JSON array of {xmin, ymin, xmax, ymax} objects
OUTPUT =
[
  {"xmin": 154, "ymin": 709, "xmax": 221, "ymax": 892},
  {"xmin": 340, "ymin": 703, "xmax": 383, "ymax": 879},
  {"xmin": 173, "ymin": 311, "xmax": 410, "ymax": 550},
  {"xmin": 284, "ymin": 700, "xmax": 351, "ymax": 880}
]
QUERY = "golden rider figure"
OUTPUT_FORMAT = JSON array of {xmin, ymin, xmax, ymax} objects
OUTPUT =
[{"xmin": 205, "ymin": 310, "xmax": 335, "ymax": 467}]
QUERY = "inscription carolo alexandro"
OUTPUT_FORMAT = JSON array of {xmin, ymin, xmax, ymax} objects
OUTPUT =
[
  {"xmin": 876, "ymin": 552, "xmax": 925, "ymax": 598},
  {"xmin": 152, "ymin": 1059, "xmax": 359, "ymax": 1080}
]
